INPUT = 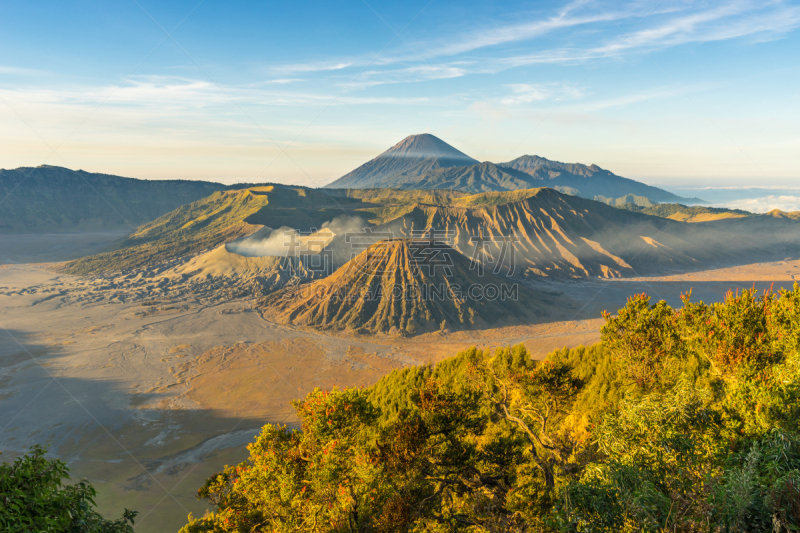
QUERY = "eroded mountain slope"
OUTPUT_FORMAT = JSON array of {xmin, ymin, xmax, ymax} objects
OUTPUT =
[
  {"xmin": 65, "ymin": 185, "xmax": 800, "ymax": 282},
  {"xmin": 259, "ymin": 239, "xmax": 546, "ymax": 333},
  {"xmin": 66, "ymin": 189, "xmax": 269, "ymax": 274},
  {"xmin": 371, "ymin": 189, "xmax": 760, "ymax": 279},
  {"xmin": 65, "ymin": 186, "xmax": 369, "ymax": 274}
]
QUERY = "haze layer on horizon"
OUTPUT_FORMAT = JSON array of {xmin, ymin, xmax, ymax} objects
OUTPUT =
[{"xmin": 1, "ymin": 0, "xmax": 798, "ymax": 188}]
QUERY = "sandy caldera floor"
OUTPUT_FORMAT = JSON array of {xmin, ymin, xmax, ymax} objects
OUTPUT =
[
  {"xmin": 1, "ymin": 259, "xmax": 798, "ymax": 532},
  {"xmin": 0, "ymin": 230, "xmax": 130, "ymax": 264}
]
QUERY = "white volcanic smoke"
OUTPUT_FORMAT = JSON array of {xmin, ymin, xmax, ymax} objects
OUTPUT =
[
  {"xmin": 319, "ymin": 214, "xmax": 370, "ymax": 235},
  {"xmin": 226, "ymin": 215, "xmax": 368, "ymax": 257},
  {"xmin": 226, "ymin": 226, "xmax": 299, "ymax": 257}
]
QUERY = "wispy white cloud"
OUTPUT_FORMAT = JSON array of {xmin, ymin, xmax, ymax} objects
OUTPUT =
[
  {"xmin": 499, "ymin": 83, "xmax": 587, "ymax": 105},
  {"xmin": 343, "ymin": 64, "xmax": 467, "ymax": 90},
  {"xmin": 501, "ymin": 84, "xmax": 551, "ymax": 105},
  {"xmin": 571, "ymin": 84, "xmax": 720, "ymax": 111},
  {"xmin": 261, "ymin": 0, "xmax": 800, "ymax": 87},
  {"xmin": 594, "ymin": 1, "xmax": 800, "ymax": 54},
  {"xmin": 0, "ymin": 74, "xmax": 441, "ymax": 183},
  {"xmin": 260, "ymin": 1, "xmax": 638, "ymax": 76},
  {"xmin": 0, "ymin": 65, "xmax": 48, "ymax": 76},
  {"xmin": 3, "ymin": 0, "xmax": 799, "ymax": 184},
  {"xmin": 0, "ymin": 75, "xmax": 435, "ymax": 119},
  {"xmin": 272, "ymin": 61, "xmax": 353, "ymax": 74},
  {"xmin": 717, "ymin": 195, "xmax": 800, "ymax": 213},
  {"xmin": 497, "ymin": 1, "xmax": 800, "ymax": 68},
  {"xmin": 260, "ymin": 78, "xmax": 304, "ymax": 85},
  {"xmin": 494, "ymin": 82, "xmax": 692, "ymax": 109},
  {"xmin": 405, "ymin": 7, "xmax": 625, "ymax": 60}
]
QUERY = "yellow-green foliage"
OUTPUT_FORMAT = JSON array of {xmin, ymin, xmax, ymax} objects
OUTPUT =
[
  {"xmin": 355, "ymin": 204, "xmax": 418, "ymax": 225},
  {"xmin": 618, "ymin": 201, "xmax": 751, "ymax": 222},
  {"xmin": 184, "ymin": 284, "xmax": 800, "ymax": 532},
  {"xmin": 340, "ymin": 188, "xmax": 470, "ymax": 206},
  {"xmin": 368, "ymin": 346, "xmax": 487, "ymax": 422},
  {"xmin": 344, "ymin": 188, "xmax": 548, "ymax": 224},
  {"xmin": 549, "ymin": 344, "xmax": 626, "ymax": 421},
  {"xmin": 341, "ymin": 187, "xmax": 546, "ymax": 208},
  {"xmin": 449, "ymin": 188, "xmax": 545, "ymax": 207}
]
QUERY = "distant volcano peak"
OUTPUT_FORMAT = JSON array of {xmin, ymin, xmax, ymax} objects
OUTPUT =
[
  {"xmin": 383, "ymin": 134, "xmax": 476, "ymax": 161},
  {"xmin": 325, "ymin": 134, "xmax": 697, "ymax": 205},
  {"xmin": 324, "ymin": 134, "xmax": 478, "ymax": 189}
]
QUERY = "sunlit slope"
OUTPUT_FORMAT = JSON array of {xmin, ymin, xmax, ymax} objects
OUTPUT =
[
  {"xmin": 335, "ymin": 188, "xmax": 545, "ymax": 224},
  {"xmin": 765, "ymin": 209, "xmax": 800, "ymax": 220},
  {"xmin": 259, "ymin": 239, "xmax": 545, "ymax": 333},
  {"xmin": 66, "ymin": 189, "xmax": 269, "ymax": 274},
  {"xmin": 619, "ymin": 203, "xmax": 751, "ymax": 222},
  {"xmin": 64, "ymin": 186, "xmax": 562, "ymax": 275},
  {"xmin": 0, "ymin": 165, "xmax": 226, "ymax": 233},
  {"xmin": 337, "ymin": 188, "xmax": 469, "ymax": 205},
  {"xmin": 65, "ymin": 186, "xmax": 369, "ymax": 274},
  {"xmin": 64, "ymin": 185, "xmax": 790, "ymax": 279},
  {"xmin": 448, "ymin": 189, "xmax": 546, "ymax": 207},
  {"xmin": 372, "ymin": 188, "xmax": 746, "ymax": 279},
  {"xmin": 242, "ymin": 186, "xmax": 367, "ymax": 228},
  {"xmin": 165, "ymin": 243, "xmax": 327, "ymax": 291}
]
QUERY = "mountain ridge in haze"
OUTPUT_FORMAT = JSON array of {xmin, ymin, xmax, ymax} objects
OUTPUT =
[
  {"xmin": 325, "ymin": 134, "xmax": 702, "ymax": 204},
  {"xmin": 499, "ymin": 155, "xmax": 699, "ymax": 204},
  {"xmin": 0, "ymin": 165, "xmax": 228, "ymax": 233}
]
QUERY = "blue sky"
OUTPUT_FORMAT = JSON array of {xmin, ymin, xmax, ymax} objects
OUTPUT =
[{"xmin": 1, "ymin": 0, "xmax": 799, "ymax": 190}]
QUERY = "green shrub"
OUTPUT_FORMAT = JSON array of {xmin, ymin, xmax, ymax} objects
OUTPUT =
[
  {"xmin": 184, "ymin": 284, "xmax": 800, "ymax": 532},
  {"xmin": 0, "ymin": 445, "xmax": 136, "ymax": 533}
]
